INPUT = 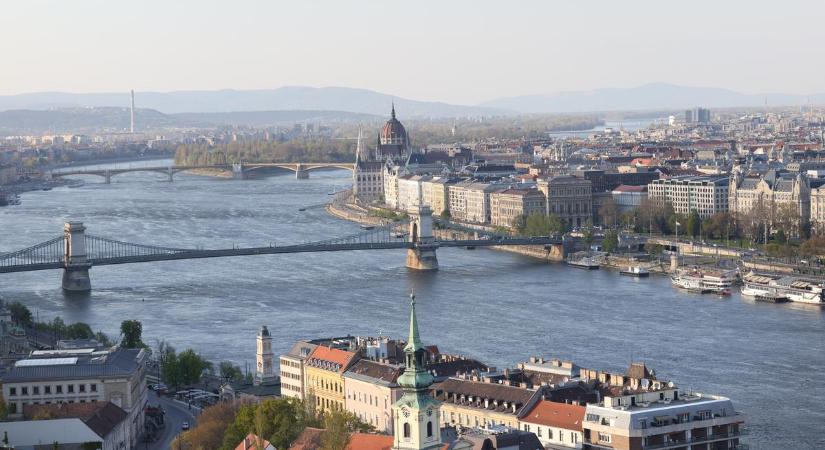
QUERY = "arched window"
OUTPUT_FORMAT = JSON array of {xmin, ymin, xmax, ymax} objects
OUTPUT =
[
  {"xmin": 427, "ymin": 421, "xmax": 433, "ymax": 437},
  {"xmin": 403, "ymin": 422, "xmax": 411, "ymax": 438}
]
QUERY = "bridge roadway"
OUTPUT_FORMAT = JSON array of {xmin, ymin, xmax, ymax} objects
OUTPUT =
[
  {"xmin": 50, "ymin": 162, "xmax": 356, "ymax": 182},
  {"xmin": 0, "ymin": 237, "xmax": 559, "ymax": 274}
]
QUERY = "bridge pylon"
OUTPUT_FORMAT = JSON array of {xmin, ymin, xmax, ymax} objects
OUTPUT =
[
  {"xmin": 295, "ymin": 163, "xmax": 309, "ymax": 179},
  {"xmin": 406, "ymin": 205, "xmax": 438, "ymax": 271},
  {"xmin": 62, "ymin": 222, "xmax": 92, "ymax": 292},
  {"xmin": 232, "ymin": 163, "xmax": 246, "ymax": 180},
  {"xmin": 104, "ymin": 170, "xmax": 111, "ymax": 184},
  {"xmin": 167, "ymin": 167, "xmax": 174, "ymax": 182}
]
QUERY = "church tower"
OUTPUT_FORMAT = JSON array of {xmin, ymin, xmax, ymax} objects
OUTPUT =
[
  {"xmin": 255, "ymin": 325, "xmax": 275, "ymax": 385},
  {"xmin": 392, "ymin": 293, "xmax": 441, "ymax": 450}
]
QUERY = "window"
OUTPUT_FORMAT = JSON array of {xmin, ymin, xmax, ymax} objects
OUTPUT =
[
  {"xmin": 33, "ymin": 386, "xmax": 39, "ymax": 395},
  {"xmin": 68, "ymin": 385, "xmax": 74, "ymax": 393},
  {"xmin": 598, "ymin": 433, "xmax": 611, "ymax": 443},
  {"xmin": 403, "ymin": 423, "xmax": 411, "ymax": 438},
  {"xmin": 427, "ymin": 421, "xmax": 433, "ymax": 437},
  {"xmin": 21, "ymin": 387, "xmax": 27, "ymax": 396},
  {"xmin": 79, "ymin": 384, "xmax": 86, "ymax": 393},
  {"xmin": 8, "ymin": 388, "xmax": 15, "ymax": 397},
  {"xmin": 56, "ymin": 385, "xmax": 63, "ymax": 394},
  {"xmin": 45, "ymin": 386, "xmax": 51, "ymax": 394}
]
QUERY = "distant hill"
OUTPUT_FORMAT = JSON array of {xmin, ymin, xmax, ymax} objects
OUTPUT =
[
  {"xmin": 0, "ymin": 107, "xmax": 177, "ymax": 135},
  {"xmin": 479, "ymin": 83, "xmax": 825, "ymax": 114},
  {"xmin": 0, "ymin": 87, "xmax": 509, "ymax": 118}
]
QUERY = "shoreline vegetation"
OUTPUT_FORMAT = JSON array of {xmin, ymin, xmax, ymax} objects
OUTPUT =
[{"xmin": 172, "ymin": 115, "xmax": 602, "ymax": 166}]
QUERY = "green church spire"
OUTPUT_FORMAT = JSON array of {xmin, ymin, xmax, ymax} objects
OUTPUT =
[{"xmin": 398, "ymin": 290, "xmax": 434, "ymax": 390}]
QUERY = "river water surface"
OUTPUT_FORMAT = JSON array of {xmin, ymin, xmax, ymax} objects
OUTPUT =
[{"xmin": 0, "ymin": 160, "xmax": 822, "ymax": 449}]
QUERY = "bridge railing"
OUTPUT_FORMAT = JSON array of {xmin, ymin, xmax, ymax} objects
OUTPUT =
[
  {"xmin": 0, "ymin": 236, "xmax": 64, "ymax": 269},
  {"xmin": 85, "ymin": 235, "xmax": 193, "ymax": 262}
]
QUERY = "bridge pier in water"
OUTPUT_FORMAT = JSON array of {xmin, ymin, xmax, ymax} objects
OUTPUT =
[
  {"xmin": 104, "ymin": 170, "xmax": 111, "ymax": 184},
  {"xmin": 232, "ymin": 163, "xmax": 246, "ymax": 180},
  {"xmin": 406, "ymin": 205, "xmax": 438, "ymax": 271},
  {"xmin": 62, "ymin": 222, "xmax": 92, "ymax": 292},
  {"xmin": 167, "ymin": 167, "xmax": 174, "ymax": 182},
  {"xmin": 295, "ymin": 164, "xmax": 309, "ymax": 179}
]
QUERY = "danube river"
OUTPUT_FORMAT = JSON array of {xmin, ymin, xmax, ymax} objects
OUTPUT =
[{"xmin": 1, "ymin": 160, "xmax": 822, "ymax": 449}]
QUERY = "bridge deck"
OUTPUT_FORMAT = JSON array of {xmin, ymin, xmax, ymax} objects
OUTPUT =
[{"xmin": 0, "ymin": 238, "xmax": 560, "ymax": 273}]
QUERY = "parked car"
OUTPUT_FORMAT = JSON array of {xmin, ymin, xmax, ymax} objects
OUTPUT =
[{"xmin": 182, "ymin": 421, "xmax": 190, "ymax": 431}]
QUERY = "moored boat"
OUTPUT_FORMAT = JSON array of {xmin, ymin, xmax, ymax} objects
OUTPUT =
[
  {"xmin": 671, "ymin": 267, "xmax": 736, "ymax": 295},
  {"xmin": 620, "ymin": 266, "xmax": 649, "ymax": 277},
  {"xmin": 742, "ymin": 272, "xmax": 823, "ymax": 304},
  {"xmin": 567, "ymin": 256, "xmax": 600, "ymax": 270}
]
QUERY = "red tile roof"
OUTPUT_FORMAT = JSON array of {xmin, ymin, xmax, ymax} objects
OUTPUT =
[
  {"xmin": 235, "ymin": 433, "xmax": 274, "ymax": 450},
  {"xmin": 520, "ymin": 400, "xmax": 585, "ymax": 431},
  {"xmin": 306, "ymin": 345, "xmax": 358, "ymax": 373},
  {"xmin": 288, "ymin": 427, "xmax": 324, "ymax": 450},
  {"xmin": 346, "ymin": 434, "xmax": 394, "ymax": 450}
]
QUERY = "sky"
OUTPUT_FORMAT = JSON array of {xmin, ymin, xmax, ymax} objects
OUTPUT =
[{"xmin": 1, "ymin": 0, "xmax": 824, "ymax": 105}]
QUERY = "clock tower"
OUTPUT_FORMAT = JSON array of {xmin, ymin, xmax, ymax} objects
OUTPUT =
[{"xmin": 392, "ymin": 292, "xmax": 441, "ymax": 450}]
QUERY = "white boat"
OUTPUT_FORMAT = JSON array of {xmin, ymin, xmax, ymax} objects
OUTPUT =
[
  {"xmin": 567, "ymin": 256, "xmax": 600, "ymax": 270},
  {"xmin": 742, "ymin": 272, "xmax": 823, "ymax": 304},
  {"xmin": 620, "ymin": 266, "xmax": 649, "ymax": 277},
  {"xmin": 671, "ymin": 268, "xmax": 735, "ymax": 295}
]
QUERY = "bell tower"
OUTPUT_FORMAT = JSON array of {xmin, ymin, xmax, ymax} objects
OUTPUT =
[
  {"xmin": 255, "ymin": 325, "xmax": 275, "ymax": 385},
  {"xmin": 392, "ymin": 292, "xmax": 441, "ymax": 450}
]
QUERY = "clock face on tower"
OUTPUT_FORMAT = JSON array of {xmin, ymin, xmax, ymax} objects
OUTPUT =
[
  {"xmin": 427, "ymin": 408, "xmax": 433, "ymax": 417},
  {"xmin": 402, "ymin": 407, "xmax": 410, "ymax": 418}
]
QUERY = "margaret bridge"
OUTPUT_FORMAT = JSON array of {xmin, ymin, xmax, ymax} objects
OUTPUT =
[
  {"xmin": 0, "ymin": 207, "xmax": 565, "ymax": 292},
  {"xmin": 49, "ymin": 162, "xmax": 356, "ymax": 183}
]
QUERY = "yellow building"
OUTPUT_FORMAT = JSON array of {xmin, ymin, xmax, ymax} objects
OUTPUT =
[{"xmin": 303, "ymin": 345, "xmax": 358, "ymax": 412}]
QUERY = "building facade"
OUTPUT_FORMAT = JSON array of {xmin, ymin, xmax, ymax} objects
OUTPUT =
[
  {"xmin": 1, "ymin": 347, "xmax": 147, "ymax": 449},
  {"xmin": 344, "ymin": 359, "xmax": 403, "ymax": 434},
  {"xmin": 538, "ymin": 175, "xmax": 593, "ymax": 228},
  {"xmin": 648, "ymin": 176, "xmax": 729, "ymax": 219},
  {"xmin": 303, "ymin": 346, "xmax": 358, "ymax": 412},
  {"xmin": 490, "ymin": 189, "xmax": 547, "ymax": 228},
  {"xmin": 432, "ymin": 375, "xmax": 542, "ymax": 431},
  {"xmin": 729, "ymin": 169, "xmax": 810, "ymax": 232},
  {"xmin": 520, "ymin": 400, "xmax": 585, "ymax": 449},
  {"xmin": 279, "ymin": 341, "xmax": 318, "ymax": 400}
]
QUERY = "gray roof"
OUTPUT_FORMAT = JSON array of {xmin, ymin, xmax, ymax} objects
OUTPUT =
[{"xmin": 1, "ymin": 348, "xmax": 144, "ymax": 383}]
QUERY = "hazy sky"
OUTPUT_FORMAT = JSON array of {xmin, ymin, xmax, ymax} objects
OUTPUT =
[{"xmin": 2, "ymin": 0, "xmax": 823, "ymax": 104}]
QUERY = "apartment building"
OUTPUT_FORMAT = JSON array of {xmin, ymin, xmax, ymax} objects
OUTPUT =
[
  {"xmin": 447, "ymin": 180, "xmax": 475, "ymax": 221},
  {"xmin": 581, "ymin": 391, "xmax": 745, "ymax": 450},
  {"xmin": 490, "ymin": 188, "xmax": 547, "ymax": 228},
  {"xmin": 1, "ymin": 346, "xmax": 147, "ymax": 449},
  {"xmin": 538, "ymin": 175, "xmax": 593, "ymax": 228},
  {"xmin": 421, "ymin": 177, "xmax": 455, "ymax": 216},
  {"xmin": 647, "ymin": 176, "xmax": 729, "ymax": 218},
  {"xmin": 465, "ymin": 183, "xmax": 499, "ymax": 224},
  {"xmin": 432, "ymin": 375, "xmax": 543, "ymax": 431},
  {"xmin": 397, "ymin": 175, "xmax": 432, "ymax": 211},
  {"xmin": 304, "ymin": 345, "xmax": 359, "ymax": 412},
  {"xmin": 343, "ymin": 359, "xmax": 403, "ymax": 434},
  {"xmin": 520, "ymin": 400, "xmax": 585, "ymax": 449},
  {"xmin": 279, "ymin": 340, "xmax": 319, "ymax": 400}
]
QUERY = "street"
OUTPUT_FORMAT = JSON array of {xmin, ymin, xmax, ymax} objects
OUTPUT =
[{"xmin": 145, "ymin": 390, "xmax": 197, "ymax": 450}]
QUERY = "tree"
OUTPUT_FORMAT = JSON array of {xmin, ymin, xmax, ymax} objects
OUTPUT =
[
  {"xmin": 774, "ymin": 229, "xmax": 787, "ymax": 244},
  {"xmin": 120, "ymin": 320, "xmax": 144, "ymax": 348},
  {"xmin": 439, "ymin": 209, "xmax": 451, "ymax": 220},
  {"xmin": 0, "ymin": 395, "xmax": 8, "ymax": 420},
  {"xmin": 523, "ymin": 213, "xmax": 567, "ymax": 237},
  {"xmin": 177, "ymin": 349, "xmax": 212, "ymax": 385},
  {"xmin": 687, "ymin": 210, "xmax": 701, "ymax": 238},
  {"xmin": 66, "ymin": 322, "xmax": 95, "ymax": 340},
  {"xmin": 511, "ymin": 214, "xmax": 527, "ymax": 234},
  {"xmin": 598, "ymin": 198, "xmax": 619, "ymax": 229},
  {"xmin": 173, "ymin": 401, "xmax": 239, "ymax": 450},
  {"xmin": 602, "ymin": 230, "xmax": 619, "ymax": 253},
  {"xmin": 581, "ymin": 220, "xmax": 594, "ymax": 246},
  {"xmin": 8, "ymin": 302, "xmax": 33, "ymax": 327},
  {"xmin": 321, "ymin": 410, "xmax": 351, "ymax": 450},
  {"xmin": 221, "ymin": 398, "xmax": 306, "ymax": 450},
  {"xmin": 219, "ymin": 362, "xmax": 244, "ymax": 383}
]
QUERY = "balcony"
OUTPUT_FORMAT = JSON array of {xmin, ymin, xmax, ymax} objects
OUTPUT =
[{"xmin": 641, "ymin": 430, "xmax": 748, "ymax": 450}]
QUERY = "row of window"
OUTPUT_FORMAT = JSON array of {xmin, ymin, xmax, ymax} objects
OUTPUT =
[
  {"xmin": 522, "ymin": 423, "xmax": 579, "ymax": 443},
  {"xmin": 9, "ymin": 383, "xmax": 97, "ymax": 397}
]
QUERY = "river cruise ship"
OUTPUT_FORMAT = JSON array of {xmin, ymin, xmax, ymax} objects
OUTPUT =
[
  {"xmin": 671, "ymin": 267, "xmax": 735, "ymax": 295},
  {"xmin": 741, "ymin": 272, "xmax": 824, "ymax": 304}
]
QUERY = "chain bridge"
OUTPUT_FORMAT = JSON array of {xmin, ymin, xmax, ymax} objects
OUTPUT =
[{"xmin": 0, "ymin": 207, "xmax": 565, "ymax": 292}]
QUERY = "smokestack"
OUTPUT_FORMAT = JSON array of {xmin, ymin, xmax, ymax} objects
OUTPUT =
[{"xmin": 130, "ymin": 89, "xmax": 135, "ymax": 134}]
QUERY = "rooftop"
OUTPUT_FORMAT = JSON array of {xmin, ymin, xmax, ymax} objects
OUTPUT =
[
  {"xmin": 3, "ymin": 347, "xmax": 145, "ymax": 383},
  {"xmin": 520, "ymin": 400, "xmax": 585, "ymax": 431}
]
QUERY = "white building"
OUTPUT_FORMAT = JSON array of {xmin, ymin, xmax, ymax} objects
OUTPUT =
[
  {"xmin": 647, "ymin": 175, "xmax": 729, "ymax": 218},
  {"xmin": 279, "ymin": 341, "xmax": 318, "ymax": 400}
]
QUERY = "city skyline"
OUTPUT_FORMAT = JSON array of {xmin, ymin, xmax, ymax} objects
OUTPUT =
[{"xmin": 2, "ymin": 0, "xmax": 824, "ymax": 104}]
